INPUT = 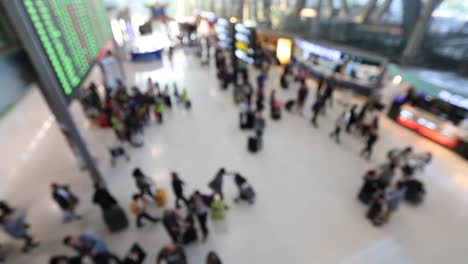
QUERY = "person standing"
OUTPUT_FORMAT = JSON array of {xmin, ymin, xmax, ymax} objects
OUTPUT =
[
  {"xmin": 130, "ymin": 194, "xmax": 160, "ymax": 228},
  {"xmin": 377, "ymin": 160, "xmax": 398, "ymax": 189},
  {"xmin": 297, "ymin": 80, "xmax": 309, "ymax": 114},
  {"xmin": 381, "ymin": 183, "xmax": 407, "ymax": 223},
  {"xmin": 171, "ymin": 172, "xmax": 189, "ymax": 209},
  {"xmin": 162, "ymin": 209, "xmax": 184, "ymax": 243},
  {"xmin": 156, "ymin": 243, "xmax": 187, "ymax": 264},
  {"xmin": 132, "ymin": 168, "xmax": 154, "ymax": 200},
  {"xmin": 189, "ymin": 191, "xmax": 210, "ymax": 242},
  {"xmin": 63, "ymin": 232, "xmax": 120, "ymax": 264},
  {"xmin": 51, "ymin": 183, "xmax": 81, "ymax": 223},
  {"xmin": 329, "ymin": 111, "xmax": 347, "ymax": 144},
  {"xmin": 360, "ymin": 127, "xmax": 379, "ymax": 161},
  {"xmin": 315, "ymin": 75, "xmax": 324, "ymax": 99},
  {"xmin": 100, "ymin": 51, "xmax": 123, "ymax": 92},
  {"xmin": 254, "ymin": 112, "xmax": 266, "ymax": 142}
]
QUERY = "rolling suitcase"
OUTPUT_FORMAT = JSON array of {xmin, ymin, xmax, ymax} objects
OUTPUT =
[
  {"xmin": 248, "ymin": 136, "xmax": 259, "ymax": 153},
  {"xmin": 103, "ymin": 205, "xmax": 129, "ymax": 233},
  {"xmin": 245, "ymin": 112, "xmax": 255, "ymax": 129}
]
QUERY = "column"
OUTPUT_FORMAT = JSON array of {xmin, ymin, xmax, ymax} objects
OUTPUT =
[
  {"xmin": 263, "ymin": 0, "xmax": 271, "ymax": 27},
  {"xmin": 295, "ymin": 0, "xmax": 306, "ymax": 14},
  {"xmin": 402, "ymin": 0, "xmax": 442, "ymax": 63}
]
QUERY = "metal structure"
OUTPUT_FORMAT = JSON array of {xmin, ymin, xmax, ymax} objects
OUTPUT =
[{"xmin": 2, "ymin": 0, "xmax": 106, "ymax": 186}]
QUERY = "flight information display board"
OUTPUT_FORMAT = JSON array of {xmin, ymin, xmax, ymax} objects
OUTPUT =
[
  {"xmin": 21, "ymin": 0, "xmax": 112, "ymax": 96},
  {"xmin": 234, "ymin": 23, "xmax": 255, "ymax": 64}
]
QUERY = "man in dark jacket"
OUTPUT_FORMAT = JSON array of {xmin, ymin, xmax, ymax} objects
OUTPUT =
[
  {"xmin": 51, "ymin": 183, "xmax": 81, "ymax": 223},
  {"xmin": 171, "ymin": 172, "xmax": 188, "ymax": 209},
  {"xmin": 162, "ymin": 209, "xmax": 184, "ymax": 243}
]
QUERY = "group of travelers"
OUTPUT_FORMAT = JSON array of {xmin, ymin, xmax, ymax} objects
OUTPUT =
[
  {"xmin": 358, "ymin": 146, "xmax": 432, "ymax": 226},
  {"xmin": 81, "ymin": 78, "xmax": 191, "ymax": 151}
]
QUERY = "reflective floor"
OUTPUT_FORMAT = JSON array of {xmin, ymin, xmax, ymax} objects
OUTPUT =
[{"xmin": 1, "ymin": 50, "xmax": 467, "ymax": 263}]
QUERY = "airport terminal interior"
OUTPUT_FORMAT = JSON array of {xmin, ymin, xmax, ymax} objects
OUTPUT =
[{"xmin": 0, "ymin": 0, "xmax": 467, "ymax": 263}]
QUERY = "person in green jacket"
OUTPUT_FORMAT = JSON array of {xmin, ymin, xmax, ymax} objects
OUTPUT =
[
  {"xmin": 155, "ymin": 99, "xmax": 164, "ymax": 123},
  {"xmin": 182, "ymin": 89, "xmax": 191, "ymax": 109}
]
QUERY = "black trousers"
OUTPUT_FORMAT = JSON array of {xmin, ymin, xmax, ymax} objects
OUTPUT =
[
  {"xmin": 136, "ymin": 212, "xmax": 160, "ymax": 227},
  {"xmin": 360, "ymin": 144, "xmax": 374, "ymax": 160},
  {"xmin": 311, "ymin": 110, "xmax": 319, "ymax": 127},
  {"xmin": 94, "ymin": 252, "xmax": 122, "ymax": 264},
  {"xmin": 139, "ymin": 187, "xmax": 153, "ymax": 200},
  {"xmin": 196, "ymin": 212, "xmax": 209, "ymax": 240},
  {"xmin": 329, "ymin": 126, "xmax": 341, "ymax": 143},
  {"xmin": 175, "ymin": 193, "xmax": 189, "ymax": 208}
]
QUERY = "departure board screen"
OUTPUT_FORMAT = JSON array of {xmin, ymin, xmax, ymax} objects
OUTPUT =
[{"xmin": 21, "ymin": 0, "xmax": 112, "ymax": 95}]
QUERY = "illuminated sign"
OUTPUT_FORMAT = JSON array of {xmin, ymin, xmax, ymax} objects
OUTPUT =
[
  {"xmin": 21, "ymin": 0, "xmax": 112, "ymax": 96},
  {"xmin": 234, "ymin": 23, "xmax": 255, "ymax": 64},
  {"xmin": 437, "ymin": 90, "xmax": 468, "ymax": 110},
  {"xmin": 295, "ymin": 39, "xmax": 342, "ymax": 62}
]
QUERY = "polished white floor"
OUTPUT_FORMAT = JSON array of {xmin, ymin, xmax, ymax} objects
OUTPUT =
[{"xmin": 1, "ymin": 50, "xmax": 468, "ymax": 264}]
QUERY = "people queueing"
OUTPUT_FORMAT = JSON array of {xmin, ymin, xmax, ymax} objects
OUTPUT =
[
  {"xmin": 297, "ymin": 80, "xmax": 309, "ymax": 114},
  {"xmin": 92, "ymin": 183, "xmax": 118, "ymax": 212},
  {"xmin": 0, "ymin": 212, "xmax": 39, "ymax": 252},
  {"xmin": 156, "ymin": 243, "xmax": 187, "ymax": 264},
  {"xmin": 360, "ymin": 126, "xmax": 379, "ymax": 161},
  {"xmin": 51, "ymin": 183, "xmax": 81, "ymax": 223},
  {"xmin": 162, "ymin": 208, "xmax": 184, "ymax": 243},
  {"xmin": 315, "ymin": 75, "xmax": 325, "ymax": 99},
  {"xmin": 366, "ymin": 193, "xmax": 385, "ymax": 226},
  {"xmin": 130, "ymin": 194, "xmax": 160, "ymax": 228},
  {"xmin": 329, "ymin": 111, "xmax": 347, "ymax": 144},
  {"xmin": 63, "ymin": 232, "xmax": 121, "ymax": 263},
  {"xmin": 132, "ymin": 168, "xmax": 155, "ymax": 200},
  {"xmin": 171, "ymin": 172, "xmax": 189, "ymax": 209},
  {"xmin": 345, "ymin": 104, "xmax": 358, "ymax": 133},
  {"xmin": 311, "ymin": 97, "xmax": 324, "ymax": 128},
  {"xmin": 189, "ymin": 191, "xmax": 210, "ymax": 242}
]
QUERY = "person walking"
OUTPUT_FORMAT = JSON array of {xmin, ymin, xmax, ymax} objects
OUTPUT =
[
  {"xmin": 360, "ymin": 127, "xmax": 379, "ymax": 161},
  {"xmin": 322, "ymin": 78, "xmax": 335, "ymax": 108},
  {"xmin": 208, "ymin": 168, "xmax": 227, "ymax": 202},
  {"xmin": 156, "ymin": 243, "xmax": 187, "ymax": 264},
  {"xmin": 189, "ymin": 191, "xmax": 210, "ymax": 242},
  {"xmin": 376, "ymin": 160, "xmax": 398, "ymax": 189},
  {"xmin": 130, "ymin": 194, "xmax": 160, "ymax": 228},
  {"xmin": 329, "ymin": 111, "xmax": 347, "ymax": 144},
  {"xmin": 297, "ymin": 80, "xmax": 309, "ymax": 114},
  {"xmin": 346, "ymin": 105, "xmax": 358, "ymax": 133},
  {"xmin": 311, "ymin": 97, "xmax": 324, "ymax": 128},
  {"xmin": 63, "ymin": 232, "xmax": 121, "ymax": 264},
  {"xmin": 162, "ymin": 209, "xmax": 184, "ymax": 243},
  {"xmin": 132, "ymin": 168, "xmax": 154, "ymax": 200},
  {"xmin": 0, "ymin": 212, "xmax": 39, "ymax": 252},
  {"xmin": 51, "ymin": 183, "xmax": 81, "ymax": 223},
  {"xmin": 171, "ymin": 172, "xmax": 189, "ymax": 209}
]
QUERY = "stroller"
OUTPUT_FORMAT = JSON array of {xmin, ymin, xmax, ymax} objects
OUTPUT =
[{"xmin": 234, "ymin": 174, "xmax": 256, "ymax": 204}]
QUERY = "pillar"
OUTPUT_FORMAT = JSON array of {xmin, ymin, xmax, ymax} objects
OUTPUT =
[{"xmin": 402, "ymin": 0, "xmax": 442, "ymax": 63}]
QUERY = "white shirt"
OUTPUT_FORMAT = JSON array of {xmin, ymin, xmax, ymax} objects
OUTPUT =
[{"xmin": 100, "ymin": 57, "xmax": 122, "ymax": 89}]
